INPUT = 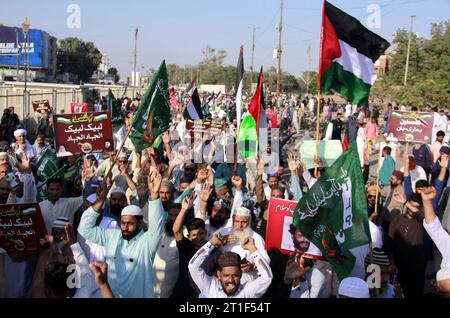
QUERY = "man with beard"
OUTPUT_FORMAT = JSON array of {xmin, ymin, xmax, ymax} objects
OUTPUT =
[
  {"xmin": 39, "ymin": 178, "xmax": 84, "ymax": 233},
  {"xmin": 77, "ymin": 188, "xmax": 125, "ymax": 268},
  {"xmin": 153, "ymin": 202, "xmax": 181, "ymax": 298},
  {"xmin": 189, "ymin": 235, "xmax": 272, "ymax": 298},
  {"xmin": 385, "ymin": 193, "xmax": 426, "ymax": 298},
  {"xmin": 218, "ymin": 207, "xmax": 270, "ymax": 284},
  {"xmin": 381, "ymin": 170, "xmax": 405, "ymax": 215},
  {"xmin": 78, "ymin": 171, "xmax": 164, "ymax": 298},
  {"xmin": 204, "ymin": 199, "xmax": 231, "ymax": 240},
  {"xmin": 281, "ymin": 225, "xmax": 337, "ymax": 298},
  {"xmin": 159, "ymin": 179, "xmax": 173, "ymax": 211}
]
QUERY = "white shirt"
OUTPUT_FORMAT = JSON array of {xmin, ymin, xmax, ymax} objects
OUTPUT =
[
  {"xmin": 152, "ymin": 234, "xmax": 179, "ymax": 298},
  {"xmin": 40, "ymin": 197, "xmax": 84, "ymax": 233},
  {"xmin": 423, "ymin": 217, "xmax": 450, "ymax": 268},
  {"xmin": 7, "ymin": 173, "xmax": 37, "ymax": 204},
  {"xmin": 400, "ymin": 165, "xmax": 427, "ymax": 192},
  {"xmin": 218, "ymin": 227, "xmax": 270, "ymax": 284},
  {"xmin": 431, "ymin": 141, "xmax": 448, "ymax": 163},
  {"xmin": 290, "ymin": 260, "xmax": 337, "ymax": 298},
  {"xmin": 263, "ymin": 152, "xmax": 279, "ymax": 175},
  {"xmin": 71, "ymin": 243, "xmax": 97, "ymax": 298},
  {"xmin": 188, "ymin": 241, "xmax": 273, "ymax": 298},
  {"xmin": 345, "ymin": 104, "xmax": 352, "ymax": 117},
  {"xmin": 349, "ymin": 221, "xmax": 383, "ymax": 279},
  {"xmin": 440, "ymin": 114, "xmax": 448, "ymax": 132}
]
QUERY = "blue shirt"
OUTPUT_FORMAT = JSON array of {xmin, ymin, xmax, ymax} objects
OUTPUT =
[{"xmin": 78, "ymin": 198, "xmax": 164, "ymax": 298}]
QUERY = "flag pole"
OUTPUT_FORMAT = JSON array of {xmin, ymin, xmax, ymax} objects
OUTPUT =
[
  {"xmin": 102, "ymin": 124, "xmax": 133, "ymax": 187},
  {"xmin": 314, "ymin": 0, "xmax": 325, "ymax": 178},
  {"xmin": 314, "ymin": 92, "xmax": 321, "ymax": 178},
  {"xmin": 374, "ymin": 142, "xmax": 382, "ymax": 216}
]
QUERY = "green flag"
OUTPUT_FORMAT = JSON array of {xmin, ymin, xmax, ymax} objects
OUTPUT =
[
  {"xmin": 36, "ymin": 148, "xmax": 61, "ymax": 182},
  {"xmin": 293, "ymin": 142, "xmax": 371, "ymax": 280},
  {"xmin": 130, "ymin": 61, "xmax": 171, "ymax": 152},
  {"xmin": 107, "ymin": 89, "xmax": 123, "ymax": 125},
  {"xmin": 237, "ymin": 114, "xmax": 258, "ymax": 158}
]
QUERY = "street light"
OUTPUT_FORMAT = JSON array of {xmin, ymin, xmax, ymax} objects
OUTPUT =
[{"xmin": 22, "ymin": 17, "xmax": 30, "ymax": 125}]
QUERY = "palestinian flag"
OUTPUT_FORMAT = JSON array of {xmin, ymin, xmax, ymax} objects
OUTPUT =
[
  {"xmin": 130, "ymin": 60, "xmax": 171, "ymax": 152},
  {"xmin": 183, "ymin": 88, "xmax": 203, "ymax": 120},
  {"xmin": 248, "ymin": 67, "xmax": 268, "ymax": 136},
  {"xmin": 319, "ymin": 1, "xmax": 390, "ymax": 107},
  {"xmin": 185, "ymin": 79, "xmax": 196, "ymax": 94},
  {"xmin": 293, "ymin": 142, "xmax": 371, "ymax": 280},
  {"xmin": 235, "ymin": 45, "xmax": 244, "ymax": 128},
  {"xmin": 237, "ymin": 114, "xmax": 258, "ymax": 158}
]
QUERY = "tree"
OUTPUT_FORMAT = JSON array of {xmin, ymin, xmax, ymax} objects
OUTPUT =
[
  {"xmin": 57, "ymin": 37, "xmax": 102, "ymax": 83},
  {"xmin": 376, "ymin": 20, "xmax": 450, "ymax": 108},
  {"xmin": 107, "ymin": 67, "xmax": 120, "ymax": 84},
  {"xmin": 200, "ymin": 46, "xmax": 227, "ymax": 66}
]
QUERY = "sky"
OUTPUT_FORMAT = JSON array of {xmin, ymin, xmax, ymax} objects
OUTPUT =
[{"xmin": 1, "ymin": 0, "xmax": 449, "ymax": 80}]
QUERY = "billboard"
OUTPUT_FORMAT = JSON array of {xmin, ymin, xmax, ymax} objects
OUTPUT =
[{"xmin": 0, "ymin": 25, "xmax": 50, "ymax": 69}]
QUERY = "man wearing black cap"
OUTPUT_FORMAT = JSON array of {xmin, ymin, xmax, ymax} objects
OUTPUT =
[{"xmin": 188, "ymin": 234, "xmax": 272, "ymax": 298}]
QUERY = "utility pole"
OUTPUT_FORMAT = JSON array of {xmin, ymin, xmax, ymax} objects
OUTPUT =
[
  {"xmin": 132, "ymin": 27, "xmax": 138, "ymax": 98},
  {"xmin": 403, "ymin": 16, "xmax": 415, "ymax": 86},
  {"xmin": 306, "ymin": 44, "xmax": 311, "ymax": 95},
  {"xmin": 276, "ymin": 0, "xmax": 284, "ymax": 107},
  {"xmin": 249, "ymin": 25, "xmax": 259, "ymax": 92}
]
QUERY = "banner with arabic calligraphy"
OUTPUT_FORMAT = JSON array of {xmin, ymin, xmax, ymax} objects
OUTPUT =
[
  {"xmin": 388, "ymin": 110, "xmax": 434, "ymax": 143},
  {"xmin": 0, "ymin": 203, "xmax": 47, "ymax": 253},
  {"xmin": 266, "ymin": 198, "xmax": 298, "ymax": 255},
  {"xmin": 53, "ymin": 111, "xmax": 113, "ymax": 157},
  {"xmin": 70, "ymin": 102, "xmax": 88, "ymax": 113},
  {"xmin": 293, "ymin": 142, "xmax": 371, "ymax": 280},
  {"xmin": 32, "ymin": 99, "xmax": 52, "ymax": 114},
  {"xmin": 186, "ymin": 119, "xmax": 224, "ymax": 139}
]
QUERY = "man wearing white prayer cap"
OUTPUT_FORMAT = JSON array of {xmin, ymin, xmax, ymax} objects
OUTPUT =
[
  {"xmin": 218, "ymin": 206, "xmax": 270, "ymax": 285},
  {"xmin": 338, "ymin": 277, "xmax": 370, "ymax": 298},
  {"xmin": 78, "ymin": 172, "xmax": 165, "ymax": 298},
  {"xmin": 104, "ymin": 187, "xmax": 127, "ymax": 222},
  {"xmin": 13, "ymin": 128, "xmax": 36, "ymax": 160}
]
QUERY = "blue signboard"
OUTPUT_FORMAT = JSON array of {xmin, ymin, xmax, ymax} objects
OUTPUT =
[{"xmin": 0, "ymin": 25, "xmax": 50, "ymax": 69}]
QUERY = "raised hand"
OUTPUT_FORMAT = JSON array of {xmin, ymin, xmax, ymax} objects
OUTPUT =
[
  {"xmin": 256, "ymin": 155, "xmax": 265, "ymax": 175},
  {"xmin": 417, "ymin": 186, "xmax": 437, "ymax": 202},
  {"xmin": 181, "ymin": 196, "xmax": 193, "ymax": 211},
  {"xmin": 393, "ymin": 190, "xmax": 406, "ymax": 204},
  {"xmin": 199, "ymin": 182, "xmax": 213, "ymax": 202},
  {"xmin": 196, "ymin": 166, "xmax": 209, "ymax": 182},
  {"xmin": 162, "ymin": 130, "xmax": 171, "ymax": 145},
  {"xmin": 63, "ymin": 224, "xmax": 76, "ymax": 246},
  {"xmin": 89, "ymin": 262, "xmax": 109, "ymax": 286},
  {"xmin": 148, "ymin": 171, "xmax": 162, "ymax": 200},
  {"xmin": 210, "ymin": 232, "xmax": 224, "ymax": 247},
  {"xmin": 287, "ymin": 154, "xmax": 299, "ymax": 173},
  {"xmin": 241, "ymin": 237, "xmax": 257, "ymax": 253},
  {"xmin": 20, "ymin": 153, "xmax": 31, "ymax": 172},
  {"xmin": 439, "ymin": 154, "xmax": 449, "ymax": 169}
]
